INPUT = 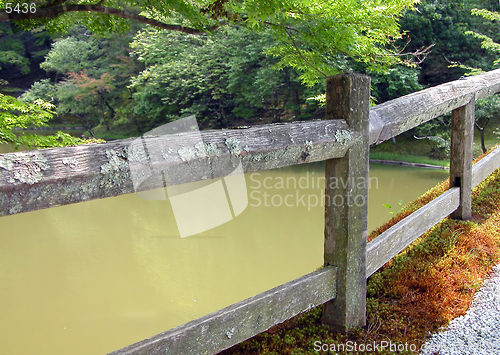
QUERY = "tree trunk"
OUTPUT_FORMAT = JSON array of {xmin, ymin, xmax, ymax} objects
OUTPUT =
[
  {"xmin": 292, "ymin": 87, "xmax": 300, "ymax": 118},
  {"xmin": 480, "ymin": 128, "xmax": 486, "ymax": 154},
  {"xmin": 99, "ymin": 92, "xmax": 110, "ymax": 131},
  {"xmin": 475, "ymin": 118, "xmax": 489, "ymax": 154}
]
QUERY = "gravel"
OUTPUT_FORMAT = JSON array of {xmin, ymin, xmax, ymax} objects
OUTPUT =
[{"xmin": 420, "ymin": 264, "xmax": 500, "ymax": 355}]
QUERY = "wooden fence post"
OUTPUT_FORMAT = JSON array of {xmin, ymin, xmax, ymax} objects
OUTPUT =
[
  {"xmin": 321, "ymin": 73, "xmax": 370, "ymax": 331},
  {"xmin": 450, "ymin": 96, "xmax": 475, "ymax": 220}
]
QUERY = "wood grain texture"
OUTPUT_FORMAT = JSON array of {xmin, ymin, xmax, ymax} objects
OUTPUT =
[
  {"xmin": 369, "ymin": 69, "xmax": 500, "ymax": 145},
  {"xmin": 366, "ymin": 188, "xmax": 460, "ymax": 277},
  {"xmin": 108, "ymin": 266, "xmax": 337, "ymax": 355},
  {"xmin": 450, "ymin": 98, "xmax": 475, "ymax": 219},
  {"xmin": 322, "ymin": 74, "xmax": 370, "ymax": 331},
  {"xmin": 471, "ymin": 146, "xmax": 500, "ymax": 188},
  {"xmin": 0, "ymin": 120, "xmax": 356, "ymax": 216}
]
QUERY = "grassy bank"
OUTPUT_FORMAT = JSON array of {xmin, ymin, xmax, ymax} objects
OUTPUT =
[{"xmin": 219, "ymin": 147, "xmax": 500, "ymax": 355}]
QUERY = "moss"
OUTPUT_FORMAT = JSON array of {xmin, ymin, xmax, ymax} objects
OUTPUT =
[
  {"xmin": 100, "ymin": 149, "xmax": 129, "ymax": 174},
  {"xmin": 305, "ymin": 140, "xmax": 313, "ymax": 152},
  {"xmin": 177, "ymin": 142, "xmax": 223, "ymax": 161},
  {"xmin": 245, "ymin": 146, "xmax": 304, "ymax": 164},
  {"xmin": 225, "ymin": 328, "xmax": 237, "ymax": 339}
]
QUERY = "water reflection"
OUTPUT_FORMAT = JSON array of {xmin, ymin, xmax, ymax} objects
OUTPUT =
[{"xmin": 0, "ymin": 162, "xmax": 448, "ymax": 355}]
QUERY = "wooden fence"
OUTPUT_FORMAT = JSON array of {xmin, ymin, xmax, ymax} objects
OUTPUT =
[{"xmin": 2, "ymin": 69, "xmax": 500, "ymax": 354}]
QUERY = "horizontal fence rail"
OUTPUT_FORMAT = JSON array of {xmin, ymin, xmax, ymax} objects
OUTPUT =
[
  {"xmin": 108, "ymin": 266, "xmax": 337, "ymax": 355},
  {"xmin": 366, "ymin": 187, "xmax": 460, "ymax": 277},
  {"xmin": 369, "ymin": 68, "xmax": 500, "ymax": 145},
  {"xmin": 2, "ymin": 70, "xmax": 500, "ymax": 217},
  {"xmin": 0, "ymin": 120, "xmax": 356, "ymax": 216},
  {"xmin": 3, "ymin": 70, "xmax": 500, "ymax": 216}
]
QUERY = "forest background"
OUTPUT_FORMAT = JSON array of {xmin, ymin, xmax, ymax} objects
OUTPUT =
[{"xmin": 2, "ymin": 0, "xmax": 500, "ymax": 155}]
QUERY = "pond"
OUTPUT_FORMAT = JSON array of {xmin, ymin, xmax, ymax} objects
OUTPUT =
[{"xmin": 0, "ymin": 162, "xmax": 448, "ymax": 355}]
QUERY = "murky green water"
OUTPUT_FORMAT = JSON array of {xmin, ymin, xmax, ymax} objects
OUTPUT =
[{"xmin": 0, "ymin": 162, "xmax": 448, "ymax": 355}]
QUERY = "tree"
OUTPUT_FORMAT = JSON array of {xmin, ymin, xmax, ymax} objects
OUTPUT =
[
  {"xmin": 0, "ymin": 91, "xmax": 103, "ymax": 149},
  {"xmin": 127, "ymin": 26, "xmax": 324, "ymax": 131},
  {"xmin": 56, "ymin": 71, "xmax": 115, "ymax": 132},
  {"xmin": 22, "ymin": 27, "xmax": 142, "ymax": 135},
  {"xmin": 474, "ymin": 95, "xmax": 500, "ymax": 153},
  {"xmin": 451, "ymin": 5, "xmax": 500, "ymax": 152},
  {"xmin": 1, "ymin": 0, "xmax": 418, "ymax": 85},
  {"xmin": 465, "ymin": 7, "xmax": 500, "ymax": 69},
  {"xmin": 0, "ymin": 22, "xmax": 53, "ymax": 92},
  {"xmin": 40, "ymin": 35, "xmax": 100, "ymax": 77},
  {"xmin": 399, "ymin": 0, "xmax": 500, "ymax": 86}
]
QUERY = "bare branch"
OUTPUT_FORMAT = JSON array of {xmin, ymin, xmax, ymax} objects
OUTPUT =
[
  {"xmin": 284, "ymin": 28, "xmax": 327, "ymax": 78},
  {"xmin": 391, "ymin": 36, "xmax": 435, "ymax": 66},
  {"xmin": 414, "ymin": 135, "xmax": 450, "ymax": 146},
  {"xmin": 262, "ymin": 20, "xmax": 300, "ymax": 33}
]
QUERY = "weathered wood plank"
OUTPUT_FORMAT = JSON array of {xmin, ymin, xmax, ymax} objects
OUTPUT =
[
  {"xmin": 0, "ymin": 120, "xmax": 357, "ymax": 216},
  {"xmin": 471, "ymin": 146, "xmax": 500, "ymax": 188},
  {"xmin": 369, "ymin": 69, "xmax": 500, "ymax": 145},
  {"xmin": 450, "ymin": 97, "xmax": 475, "ymax": 219},
  {"xmin": 108, "ymin": 266, "xmax": 337, "ymax": 355},
  {"xmin": 366, "ymin": 187, "xmax": 460, "ymax": 277},
  {"xmin": 322, "ymin": 74, "xmax": 370, "ymax": 331}
]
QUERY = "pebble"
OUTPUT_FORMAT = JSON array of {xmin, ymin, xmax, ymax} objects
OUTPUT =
[{"xmin": 420, "ymin": 264, "xmax": 500, "ymax": 354}]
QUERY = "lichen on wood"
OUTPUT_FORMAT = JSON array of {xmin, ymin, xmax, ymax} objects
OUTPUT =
[
  {"xmin": 334, "ymin": 129, "xmax": 352, "ymax": 145},
  {"xmin": 99, "ymin": 148, "xmax": 130, "ymax": 188},
  {"xmin": 178, "ymin": 142, "xmax": 222, "ymax": 162},
  {"xmin": 0, "ymin": 151, "xmax": 49, "ymax": 185},
  {"xmin": 225, "ymin": 137, "xmax": 243, "ymax": 156},
  {"xmin": 128, "ymin": 143, "xmax": 150, "ymax": 165}
]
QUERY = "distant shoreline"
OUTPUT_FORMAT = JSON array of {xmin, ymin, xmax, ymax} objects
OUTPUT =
[
  {"xmin": 15, "ymin": 127, "xmax": 85, "ymax": 131},
  {"xmin": 369, "ymin": 159, "xmax": 449, "ymax": 170}
]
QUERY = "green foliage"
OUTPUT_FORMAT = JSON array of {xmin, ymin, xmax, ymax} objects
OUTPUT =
[
  {"xmin": 19, "ymin": 78, "xmax": 56, "ymax": 102},
  {"xmin": 399, "ymin": 0, "xmax": 500, "ymax": 85},
  {"xmin": 0, "ymin": 93, "xmax": 54, "ymax": 137},
  {"xmin": 1, "ymin": 0, "xmax": 417, "ymax": 86},
  {"xmin": 40, "ymin": 36, "xmax": 100, "ymax": 74},
  {"xmin": 0, "ymin": 22, "xmax": 52, "ymax": 83},
  {"xmin": 19, "ymin": 131, "xmax": 104, "ymax": 149},
  {"xmin": 0, "ymin": 23, "xmax": 30, "ymax": 75},
  {"xmin": 465, "ymin": 7, "xmax": 500, "ymax": 69},
  {"xmin": 476, "ymin": 95, "xmax": 500, "ymax": 123},
  {"xmin": 22, "ymin": 28, "xmax": 141, "ymax": 134},
  {"xmin": 128, "ymin": 26, "xmax": 320, "ymax": 130},
  {"xmin": 0, "ymin": 92, "xmax": 103, "ymax": 149},
  {"xmin": 370, "ymin": 65, "xmax": 424, "ymax": 103},
  {"xmin": 383, "ymin": 200, "xmax": 403, "ymax": 215}
]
